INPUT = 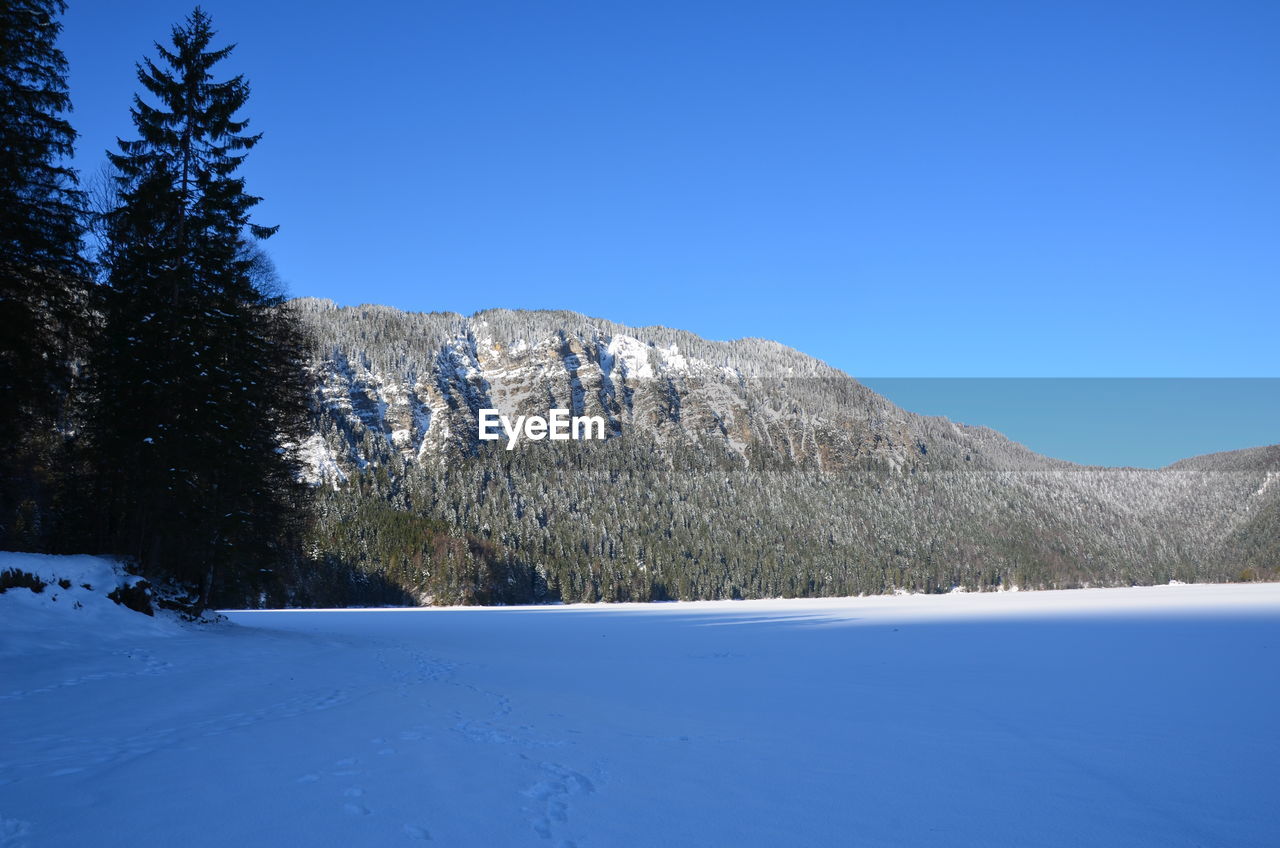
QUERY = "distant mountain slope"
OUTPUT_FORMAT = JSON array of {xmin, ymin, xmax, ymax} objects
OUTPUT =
[
  {"xmin": 279, "ymin": 299, "xmax": 1278, "ymax": 607},
  {"xmin": 1167, "ymin": 444, "xmax": 1280, "ymax": 472}
]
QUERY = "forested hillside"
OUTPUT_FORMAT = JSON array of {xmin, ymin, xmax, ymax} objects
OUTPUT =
[{"xmin": 281, "ymin": 299, "xmax": 1280, "ymax": 606}]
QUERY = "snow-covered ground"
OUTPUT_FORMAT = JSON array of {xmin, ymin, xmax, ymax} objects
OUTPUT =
[{"xmin": 3, "ymin": 555, "xmax": 1279, "ymax": 847}]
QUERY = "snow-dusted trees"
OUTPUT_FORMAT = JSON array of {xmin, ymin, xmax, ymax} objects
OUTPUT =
[
  {"xmin": 86, "ymin": 8, "xmax": 311, "ymax": 610},
  {"xmin": 287, "ymin": 303, "xmax": 1280, "ymax": 605}
]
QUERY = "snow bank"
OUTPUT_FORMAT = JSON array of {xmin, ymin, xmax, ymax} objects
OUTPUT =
[{"xmin": 0, "ymin": 551, "xmax": 175, "ymax": 657}]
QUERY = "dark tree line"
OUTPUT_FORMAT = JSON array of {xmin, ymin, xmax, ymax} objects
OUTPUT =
[
  {"xmin": 1, "ymin": 2, "xmax": 313, "ymax": 611},
  {"xmin": 0, "ymin": 0, "xmax": 90, "ymax": 545}
]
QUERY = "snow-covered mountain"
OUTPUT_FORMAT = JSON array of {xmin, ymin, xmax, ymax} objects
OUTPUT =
[
  {"xmin": 286, "ymin": 299, "xmax": 1279, "ymax": 606},
  {"xmin": 295, "ymin": 298, "xmax": 1064, "ymax": 477}
]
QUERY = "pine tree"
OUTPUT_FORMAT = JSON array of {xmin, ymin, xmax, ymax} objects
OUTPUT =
[
  {"xmin": 88, "ymin": 7, "xmax": 311, "ymax": 610},
  {"xmin": 0, "ymin": 0, "xmax": 89, "ymax": 548}
]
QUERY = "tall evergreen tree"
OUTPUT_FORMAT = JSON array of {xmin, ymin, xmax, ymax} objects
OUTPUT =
[
  {"xmin": 0, "ymin": 0, "xmax": 89, "ymax": 547},
  {"xmin": 88, "ymin": 7, "xmax": 312, "ymax": 610}
]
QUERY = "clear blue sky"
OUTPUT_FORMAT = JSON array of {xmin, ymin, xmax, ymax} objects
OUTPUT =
[
  {"xmin": 860, "ymin": 379, "xmax": 1279, "ymax": 467},
  {"xmin": 57, "ymin": 1, "xmax": 1277, "ymax": 462}
]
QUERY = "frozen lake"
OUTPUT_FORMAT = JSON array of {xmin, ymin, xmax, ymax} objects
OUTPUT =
[{"xmin": 3, "ymin": 579, "xmax": 1280, "ymax": 847}]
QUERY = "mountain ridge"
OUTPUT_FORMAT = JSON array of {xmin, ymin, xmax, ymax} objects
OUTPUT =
[
  {"xmin": 293, "ymin": 297, "xmax": 1078, "ymax": 473},
  {"xmin": 296, "ymin": 297, "xmax": 1279, "ymax": 472}
]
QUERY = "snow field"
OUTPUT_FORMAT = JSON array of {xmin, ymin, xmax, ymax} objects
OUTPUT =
[{"xmin": 2, "ymin": 561, "xmax": 1279, "ymax": 847}]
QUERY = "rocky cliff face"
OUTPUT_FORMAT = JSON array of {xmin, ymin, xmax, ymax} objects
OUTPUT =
[
  {"xmin": 285, "ymin": 299, "xmax": 1279, "ymax": 606},
  {"xmin": 294, "ymin": 298, "xmax": 1062, "ymax": 479}
]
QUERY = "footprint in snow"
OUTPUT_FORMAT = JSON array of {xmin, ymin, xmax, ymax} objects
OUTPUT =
[
  {"xmin": 402, "ymin": 824, "xmax": 431, "ymax": 840},
  {"xmin": 332, "ymin": 756, "xmax": 362, "ymax": 776},
  {"xmin": 523, "ymin": 762, "xmax": 596, "ymax": 841}
]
